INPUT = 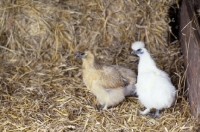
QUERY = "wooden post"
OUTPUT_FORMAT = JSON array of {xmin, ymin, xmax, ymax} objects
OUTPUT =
[{"xmin": 179, "ymin": 0, "xmax": 200, "ymax": 120}]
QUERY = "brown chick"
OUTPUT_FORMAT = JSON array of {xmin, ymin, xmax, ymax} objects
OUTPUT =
[{"xmin": 75, "ymin": 45, "xmax": 136, "ymax": 110}]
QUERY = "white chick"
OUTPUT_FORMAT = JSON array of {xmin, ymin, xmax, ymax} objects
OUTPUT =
[{"xmin": 131, "ymin": 41, "xmax": 176, "ymax": 118}]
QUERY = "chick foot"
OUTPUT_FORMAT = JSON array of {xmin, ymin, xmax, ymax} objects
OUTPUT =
[
  {"xmin": 145, "ymin": 109, "xmax": 160, "ymax": 118},
  {"xmin": 139, "ymin": 108, "xmax": 150, "ymax": 115},
  {"xmin": 102, "ymin": 105, "xmax": 108, "ymax": 110}
]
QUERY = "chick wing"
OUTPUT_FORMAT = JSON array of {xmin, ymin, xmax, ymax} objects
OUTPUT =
[
  {"xmin": 112, "ymin": 65, "xmax": 136, "ymax": 85},
  {"xmin": 98, "ymin": 66, "xmax": 125, "ymax": 89}
]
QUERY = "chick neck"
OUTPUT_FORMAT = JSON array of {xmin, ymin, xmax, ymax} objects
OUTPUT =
[{"xmin": 138, "ymin": 49, "xmax": 159, "ymax": 73}]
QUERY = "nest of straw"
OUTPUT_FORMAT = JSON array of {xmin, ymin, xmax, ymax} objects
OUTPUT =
[{"xmin": 0, "ymin": 0, "xmax": 199, "ymax": 131}]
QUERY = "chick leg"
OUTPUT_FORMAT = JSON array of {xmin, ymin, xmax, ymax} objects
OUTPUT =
[
  {"xmin": 139, "ymin": 108, "xmax": 150, "ymax": 115},
  {"xmin": 153, "ymin": 109, "xmax": 159, "ymax": 118},
  {"xmin": 96, "ymin": 96, "xmax": 107, "ymax": 110},
  {"xmin": 96, "ymin": 103, "xmax": 105, "ymax": 111},
  {"xmin": 97, "ymin": 99, "xmax": 108, "ymax": 110}
]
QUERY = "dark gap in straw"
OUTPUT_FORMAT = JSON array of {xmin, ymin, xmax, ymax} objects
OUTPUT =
[{"xmin": 168, "ymin": 0, "xmax": 182, "ymax": 43}]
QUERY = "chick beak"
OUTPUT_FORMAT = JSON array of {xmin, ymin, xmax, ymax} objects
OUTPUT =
[
  {"xmin": 131, "ymin": 50, "xmax": 136, "ymax": 54},
  {"xmin": 75, "ymin": 53, "xmax": 81, "ymax": 58},
  {"xmin": 75, "ymin": 52, "xmax": 86, "ymax": 58},
  {"xmin": 132, "ymin": 50, "xmax": 144, "ymax": 55}
]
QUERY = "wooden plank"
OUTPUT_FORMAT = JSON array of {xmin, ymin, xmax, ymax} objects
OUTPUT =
[
  {"xmin": 179, "ymin": 0, "xmax": 200, "ymax": 121},
  {"xmin": 185, "ymin": 0, "xmax": 200, "ymax": 47}
]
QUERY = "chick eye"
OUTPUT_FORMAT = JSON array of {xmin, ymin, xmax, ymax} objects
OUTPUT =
[
  {"xmin": 80, "ymin": 53, "xmax": 85, "ymax": 56},
  {"xmin": 137, "ymin": 49, "xmax": 142, "ymax": 52}
]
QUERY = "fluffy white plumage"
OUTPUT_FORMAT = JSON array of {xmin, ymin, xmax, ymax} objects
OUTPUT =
[{"xmin": 131, "ymin": 41, "xmax": 176, "ymax": 118}]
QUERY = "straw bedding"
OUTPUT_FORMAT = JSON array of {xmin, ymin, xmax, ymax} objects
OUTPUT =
[{"xmin": 0, "ymin": 0, "xmax": 199, "ymax": 131}]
